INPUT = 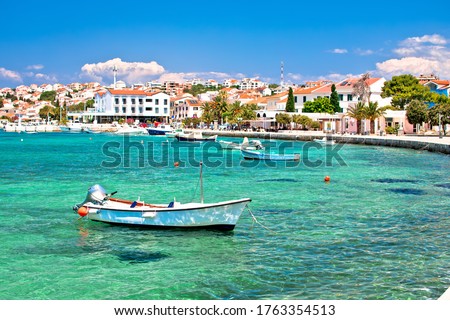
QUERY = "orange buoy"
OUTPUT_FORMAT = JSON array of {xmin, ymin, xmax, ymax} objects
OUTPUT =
[
  {"xmin": 77, "ymin": 206, "xmax": 88, "ymax": 217},
  {"xmin": 174, "ymin": 161, "xmax": 179, "ymax": 167},
  {"xmin": 324, "ymin": 176, "xmax": 330, "ymax": 182}
]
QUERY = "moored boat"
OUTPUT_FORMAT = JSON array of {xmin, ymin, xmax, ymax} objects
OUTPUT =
[
  {"xmin": 218, "ymin": 137, "xmax": 264, "ymax": 150},
  {"xmin": 147, "ymin": 124, "xmax": 174, "ymax": 136},
  {"xmin": 313, "ymin": 137, "xmax": 335, "ymax": 145},
  {"xmin": 73, "ymin": 163, "xmax": 250, "ymax": 230},
  {"xmin": 241, "ymin": 149, "xmax": 300, "ymax": 161},
  {"xmin": 175, "ymin": 131, "xmax": 217, "ymax": 142}
]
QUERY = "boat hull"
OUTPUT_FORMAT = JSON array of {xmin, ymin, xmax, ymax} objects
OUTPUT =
[
  {"xmin": 147, "ymin": 128, "xmax": 171, "ymax": 135},
  {"xmin": 176, "ymin": 134, "xmax": 217, "ymax": 142},
  {"xmin": 83, "ymin": 198, "xmax": 251, "ymax": 230},
  {"xmin": 241, "ymin": 149, "xmax": 300, "ymax": 161}
]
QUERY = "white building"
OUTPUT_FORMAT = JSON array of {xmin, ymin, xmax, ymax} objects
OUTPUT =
[
  {"xmin": 170, "ymin": 96, "xmax": 203, "ymax": 121},
  {"xmin": 89, "ymin": 89, "xmax": 171, "ymax": 123}
]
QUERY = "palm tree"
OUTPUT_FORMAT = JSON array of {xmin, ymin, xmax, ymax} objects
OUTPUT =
[
  {"xmin": 213, "ymin": 90, "xmax": 229, "ymax": 124},
  {"xmin": 347, "ymin": 102, "xmax": 365, "ymax": 134},
  {"xmin": 363, "ymin": 102, "xmax": 388, "ymax": 134}
]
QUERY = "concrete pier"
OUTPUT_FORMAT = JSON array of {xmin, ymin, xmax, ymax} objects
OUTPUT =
[{"xmin": 195, "ymin": 129, "xmax": 450, "ymax": 154}]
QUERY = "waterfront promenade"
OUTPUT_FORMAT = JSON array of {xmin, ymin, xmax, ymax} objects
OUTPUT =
[{"xmin": 192, "ymin": 129, "xmax": 450, "ymax": 155}]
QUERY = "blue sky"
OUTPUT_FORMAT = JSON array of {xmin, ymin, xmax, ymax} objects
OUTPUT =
[{"xmin": 1, "ymin": 0, "xmax": 450, "ymax": 88}]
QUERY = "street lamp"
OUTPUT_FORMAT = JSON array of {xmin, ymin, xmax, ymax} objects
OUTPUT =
[{"xmin": 439, "ymin": 112, "xmax": 443, "ymax": 139}]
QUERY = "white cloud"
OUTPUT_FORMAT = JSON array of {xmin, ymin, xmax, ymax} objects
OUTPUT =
[
  {"xmin": 80, "ymin": 58, "xmax": 165, "ymax": 84},
  {"xmin": 26, "ymin": 64, "xmax": 44, "ymax": 70},
  {"xmin": 355, "ymin": 49, "xmax": 375, "ymax": 56},
  {"xmin": 0, "ymin": 67, "xmax": 22, "ymax": 82},
  {"xmin": 157, "ymin": 71, "xmax": 233, "ymax": 84},
  {"xmin": 331, "ymin": 48, "xmax": 348, "ymax": 54},
  {"xmin": 377, "ymin": 34, "xmax": 450, "ymax": 78}
]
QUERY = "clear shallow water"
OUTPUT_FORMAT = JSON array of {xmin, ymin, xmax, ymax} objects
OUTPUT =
[{"xmin": 0, "ymin": 132, "xmax": 449, "ymax": 300}]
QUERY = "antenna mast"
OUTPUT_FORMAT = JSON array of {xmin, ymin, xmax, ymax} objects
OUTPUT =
[
  {"xmin": 280, "ymin": 61, "xmax": 284, "ymax": 87},
  {"xmin": 113, "ymin": 65, "xmax": 118, "ymax": 89}
]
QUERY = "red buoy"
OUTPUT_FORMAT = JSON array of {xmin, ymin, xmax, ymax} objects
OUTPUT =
[
  {"xmin": 77, "ymin": 206, "xmax": 88, "ymax": 217},
  {"xmin": 324, "ymin": 176, "xmax": 330, "ymax": 182},
  {"xmin": 174, "ymin": 162, "xmax": 179, "ymax": 167}
]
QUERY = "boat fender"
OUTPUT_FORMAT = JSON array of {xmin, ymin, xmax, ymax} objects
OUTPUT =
[
  {"xmin": 77, "ymin": 206, "xmax": 88, "ymax": 217},
  {"xmin": 88, "ymin": 208, "xmax": 99, "ymax": 214}
]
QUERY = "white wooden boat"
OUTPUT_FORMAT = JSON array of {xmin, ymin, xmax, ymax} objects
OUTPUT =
[
  {"xmin": 218, "ymin": 137, "xmax": 264, "ymax": 150},
  {"xmin": 175, "ymin": 131, "xmax": 217, "ymax": 142},
  {"xmin": 241, "ymin": 149, "xmax": 300, "ymax": 161},
  {"xmin": 73, "ymin": 164, "xmax": 250, "ymax": 230}
]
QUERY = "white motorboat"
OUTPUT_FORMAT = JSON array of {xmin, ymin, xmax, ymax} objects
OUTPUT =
[
  {"xmin": 73, "ymin": 163, "xmax": 250, "ymax": 230},
  {"xmin": 112, "ymin": 123, "xmax": 148, "ymax": 135},
  {"xmin": 313, "ymin": 137, "xmax": 335, "ymax": 145},
  {"xmin": 218, "ymin": 137, "xmax": 264, "ymax": 150}
]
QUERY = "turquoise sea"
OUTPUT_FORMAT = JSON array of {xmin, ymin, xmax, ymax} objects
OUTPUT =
[{"xmin": 0, "ymin": 131, "xmax": 449, "ymax": 300}]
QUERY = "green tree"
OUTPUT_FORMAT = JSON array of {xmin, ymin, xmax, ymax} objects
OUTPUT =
[
  {"xmin": 363, "ymin": 102, "xmax": 388, "ymax": 134},
  {"xmin": 303, "ymin": 97, "xmax": 334, "ymax": 113},
  {"xmin": 428, "ymin": 102, "xmax": 450, "ymax": 136},
  {"xmin": 39, "ymin": 90, "xmax": 57, "ymax": 102},
  {"xmin": 285, "ymin": 87, "xmax": 295, "ymax": 112},
  {"xmin": 182, "ymin": 117, "xmax": 201, "ymax": 128},
  {"xmin": 39, "ymin": 105, "xmax": 55, "ymax": 120},
  {"xmin": 292, "ymin": 114, "xmax": 312, "ymax": 130},
  {"xmin": 347, "ymin": 102, "xmax": 366, "ymax": 134},
  {"xmin": 275, "ymin": 113, "xmax": 292, "ymax": 129},
  {"xmin": 330, "ymin": 84, "xmax": 340, "ymax": 113},
  {"xmin": 213, "ymin": 90, "xmax": 228, "ymax": 124},
  {"xmin": 381, "ymin": 74, "xmax": 430, "ymax": 109},
  {"xmin": 201, "ymin": 101, "xmax": 216, "ymax": 124},
  {"xmin": 406, "ymin": 100, "xmax": 428, "ymax": 132}
]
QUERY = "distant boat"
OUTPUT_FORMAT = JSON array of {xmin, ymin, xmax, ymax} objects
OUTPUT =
[
  {"xmin": 60, "ymin": 121, "xmax": 84, "ymax": 133},
  {"xmin": 175, "ymin": 131, "xmax": 217, "ymax": 142},
  {"xmin": 147, "ymin": 124, "xmax": 174, "ymax": 136},
  {"xmin": 313, "ymin": 137, "xmax": 335, "ymax": 145},
  {"xmin": 218, "ymin": 137, "xmax": 264, "ymax": 150},
  {"xmin": 112, "ymin": 123, "xmax": 148, "ymax": 135},
  {"xmin": 241, "ymin": 149, "xmax": 300, "ymax": 161},
  {"xmin": 73, "ymin": 163, "xmax": 251, "ymax": 230},
  {"xmin": 165, "ymin": 128, "xmax": 184, "ymax": 138}
]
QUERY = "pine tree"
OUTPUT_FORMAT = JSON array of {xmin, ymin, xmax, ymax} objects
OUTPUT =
[
  {"xmin": 285, "ymin": 87, "xmax": 295, "ymax": 112},
  {"xmin": 330, "ymin": 84, "xmax": 340, "ymax": 113}
]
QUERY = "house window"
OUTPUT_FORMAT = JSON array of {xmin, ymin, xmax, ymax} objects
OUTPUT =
[
  {"xmin": 347, "ymin": 94, "xmax": 353, "ymax": 101},
  {"xmin": 115, "ymin": 107, "xmax": 119, "ymax": 113},
  {"xmin": 294, "ymin": 96, "xmax": 297, "ymax": 103},
  {"xmin": 139, "ymin": 98, "xmax": 143, "ymax": 104},
  {"xmin": 339, "ymin": 94, "xmax": 344, "ymax": 101},
  {"xmin": 122, "ymin": 98, "xmax": 126, "ymax": 104},
  {"xmin": 122, "ymin": 107, "xmax": 126, "ymax": 113},
  {"xmin": 164, "ymin": 108, "xmax": 168, "ymax": 114},
  {"xmin": 115, "ymin": 98, "xmax": 119, "ymax": 104},
  {"xmin": 146, "ymin": 98, "xmax": 152, "ymax": 102},
  {"xmin": 193, "ymin": 107, "xmax": 198, "ymax": 111},
  {"xmin": 131, "ymin": 107, "xmax": 135, "ymax": 113},
  {"xmin": 155, "ymin": 107, "xmax": 159, "ymax": 113},
  {"xmin": 139, "ymin": 107, "xmax": 143, "ymax": 113},
  {"xmin": 303, "ymin": 96, "xmax": 306, "ymax": 103},
  {"xmin": 131, "ymin": 98, "xmax": 136, "ymax": 105},
  {"xmin": 155, "ymin": 99, "xmax": 159, "ymax": 105},
  {"xmin": 145, "ymin": 107, "xmax": 153, "ymax": 111},
  {"xmin": 164, "ymin": 99, "xmax": 168, "ymax": 105}
]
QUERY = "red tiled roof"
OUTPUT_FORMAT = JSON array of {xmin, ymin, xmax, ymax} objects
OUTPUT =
[{"xmin": 108, "ymin": 89, "xmax": 146, "ymax": 95}]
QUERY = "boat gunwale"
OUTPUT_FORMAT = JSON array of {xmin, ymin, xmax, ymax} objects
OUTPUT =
[{"xmin": 84, "ymin": 198, "xmax": 252, "ymax": 212}]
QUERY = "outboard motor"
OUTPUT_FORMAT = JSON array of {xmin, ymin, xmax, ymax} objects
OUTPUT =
[{"xmin": 73, "ymin": 184, "xmax": 108, "ymax": 211}]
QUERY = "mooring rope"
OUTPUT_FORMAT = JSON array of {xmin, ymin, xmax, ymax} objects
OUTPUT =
[{"xmin": 246, "ymin": 205, "xmax": 275, "ymax": 232}]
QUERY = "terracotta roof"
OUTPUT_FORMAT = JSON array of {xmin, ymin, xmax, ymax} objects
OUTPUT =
[{"xmin": 108, "ymin": 89, "xmax": 146, "ymax": 95}]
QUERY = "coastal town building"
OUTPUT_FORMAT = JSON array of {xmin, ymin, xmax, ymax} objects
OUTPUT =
[
  {"xmin": 170, "ymin": 96, "xmax": 203, "ymax": 121},
  {"xmin": 81, "ymin": 89, "xmax": 171, "ymax": 123}
]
